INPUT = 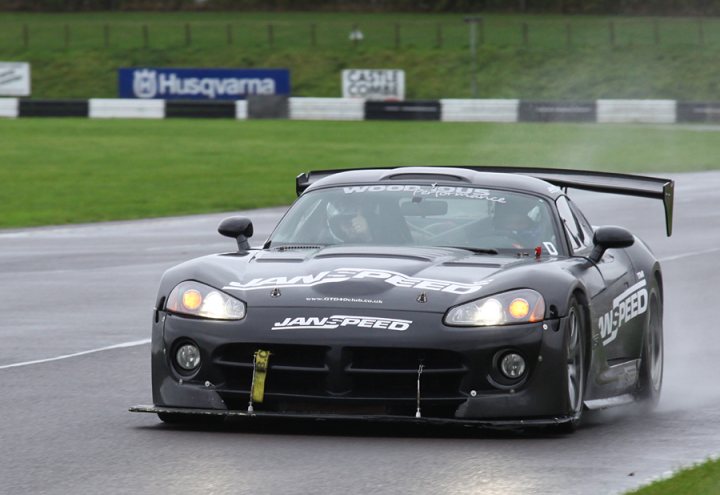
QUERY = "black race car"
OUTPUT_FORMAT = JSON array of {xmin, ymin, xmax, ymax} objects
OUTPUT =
[{"xmin": 131, "ymin": 166, "xmax": 673, "ymax": 431}]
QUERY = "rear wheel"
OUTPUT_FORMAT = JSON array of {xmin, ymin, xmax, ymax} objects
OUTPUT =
[
  {"xmin": 557, "ymin": 298, "xmax": 586, "ymax": 433},
  {"xmin": 635, "ymin": 291, "xmax": 663, "ymax": 409}
]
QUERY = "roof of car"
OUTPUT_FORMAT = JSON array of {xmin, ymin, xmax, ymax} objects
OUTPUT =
[{"xmin": 304, "ymin": 167, "xmax": 563, "ymax": 199}]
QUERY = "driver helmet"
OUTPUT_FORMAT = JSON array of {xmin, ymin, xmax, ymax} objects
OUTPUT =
[
  {"xmin": 326, "ymin": 197, "xmax": 369, "ymax": 242},
  {"xmin": 492, "ymin": 197, "xmax": 544, "ymax": 246}
]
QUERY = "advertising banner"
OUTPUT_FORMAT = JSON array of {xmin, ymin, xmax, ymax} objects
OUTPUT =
[
  {"xmin": 342, "ymin": 69, "xmax": 405, "ymax": 101},
  {"xmin": 365, "ymin": 101, "xmax": 440, "ymax": 121},
  {"xmin": 676, "ymin": 102, "xmax": 720, "ymax": 123},
  {"xmin": 118, "ymin": 68, "xmax": 290, "ymax": 100},
  {"xmin": 0, "ymin": 62, "xmax": 31, "ymax": 96},
  {"xmin": 518, "ymin": 101, "xmax": 596, "ymax": 122}
]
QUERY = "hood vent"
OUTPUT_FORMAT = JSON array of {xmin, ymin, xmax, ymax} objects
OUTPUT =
[
  {"xmin": 314, "ymin": 252, "xmax": 431, "ymax": 262},
  {"xmin": 443, "ymin": 261, "xmax": 502, "ymax": 268}
]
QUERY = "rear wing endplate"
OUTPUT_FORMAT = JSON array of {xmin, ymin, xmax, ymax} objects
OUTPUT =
[{"xmin": 296, "ymin": 166, "xmax": 675, "ymax": 236}]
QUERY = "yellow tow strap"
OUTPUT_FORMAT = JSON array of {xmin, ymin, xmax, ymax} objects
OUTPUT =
[{"xmin": 251, "ymin": 350, "xmax": 271, "ymax": 404}]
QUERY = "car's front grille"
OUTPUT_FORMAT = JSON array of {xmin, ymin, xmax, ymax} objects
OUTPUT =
[
  {"xmin": 213, "ymin": 343, "xmax": 330, "ymax": 395},
  {"xmin": 346, "ymin": 347, "xmax": 467, "ymax": 398},
  {"xmin": 211, "ymin": 344, "xmax": 468, "ymax": 417}
]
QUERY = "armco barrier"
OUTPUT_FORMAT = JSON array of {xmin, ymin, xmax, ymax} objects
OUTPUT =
[
  {"xmin": 165, "ymin": 100, "xmax": 236, "ymax": 119},
  {"xmin": 597, "ymin": 99, "xmax": 675, "ymax": 124},
  {"xmin": 519, "ymin": 101, "xmax": 596, "ymax": 123},
  {"xmin": 365, "ymin": 101, "xmax": 441, "ymax": 121},
  {"xmin": 19, "ymin": 99, "xmax": 88, "ymax": 117},
  {"xmin": 89, "ymin": 99, "xmax": 164, "ymax": 119},
  {"xmin": 440, "ymin": 99, "xmax": 518, "ymax": 122},
  {"xmin": 289, "ymin": 97, "xmax": 364, "ymax": 121},
  {"xmin": 0, "ymin": 98, "xmax": 18, "ymax": 118},
  {"xmin": 10, "ymin": 97, "xmax": 720, "ymax": 124},
  {"xmin": 676, "ymin": 102, "xmax": 720, "ymax": 123},
  {"xmin": 247, "ymin": 95, "xmax": 289, "ymax": 119}
]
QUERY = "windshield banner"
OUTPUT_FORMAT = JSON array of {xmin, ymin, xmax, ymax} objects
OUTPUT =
[{"xmin": 118, "ymin": 68, "xmax": 291, "ymax": 100}]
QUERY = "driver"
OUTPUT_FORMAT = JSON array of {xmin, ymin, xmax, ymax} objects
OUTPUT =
[
  {"xmin": 326, "ymin": 197, "xmax": 373, "ymax": 243},
  {"xmin": 492, "ymin": 198, "xmax": 545, "ymax": 248}
]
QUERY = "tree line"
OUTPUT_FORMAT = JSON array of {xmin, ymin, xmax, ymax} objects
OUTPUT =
[{"xmin": 4, "ymin": 0, "xmax": 720, "ymax": 15}]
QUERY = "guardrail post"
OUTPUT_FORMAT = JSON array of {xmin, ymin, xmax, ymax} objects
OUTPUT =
[
  {"xmin": 464, "ymin": 17, "xmax": 481, "ymax": 98},
  {"xmin": 565, "ymin": 22, "xmax": 572, "ymax": 48},
  {"xmin": 653, "ymin": 20, "xmax": 660, "ymax": 45},
  {"xmin": 697, "ymin": 18, "xmax": 705, "ymax": 46}
]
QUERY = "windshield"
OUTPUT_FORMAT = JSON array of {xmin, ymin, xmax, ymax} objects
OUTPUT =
[{"xmin": 269, "ymin": 184, "xmax": 561, "ymax": 254}]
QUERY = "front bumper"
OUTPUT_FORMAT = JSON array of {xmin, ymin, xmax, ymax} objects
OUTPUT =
[
  {"xmin": 143, "ymin": 308, "xmax": 573, "ymax": 422},
  {"xmin": 129, "ymin": 405, "xmax": 577, "ymax": 428}
]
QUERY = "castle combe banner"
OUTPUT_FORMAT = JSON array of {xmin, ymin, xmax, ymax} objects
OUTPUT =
[
  {"xmin": 0, "ymin": 62, "xmax": 31, "ymax": 96},
  {"xmin": 342, "ymin": 69, "xmax": 405, "ymax": 101},
  {"xmin": 118, "ymin": 68, "xmax": 290, "ymax": 100}
]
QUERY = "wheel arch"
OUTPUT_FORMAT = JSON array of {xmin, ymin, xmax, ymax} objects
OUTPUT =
[{"xmin": 570, "ymin": 288, "xmax": 593, "ymax": 382}]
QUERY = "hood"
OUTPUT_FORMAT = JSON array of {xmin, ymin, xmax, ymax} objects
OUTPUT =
[{"xmin": 171, "ymin": 245, "xmax": 551, "ymax": 312}]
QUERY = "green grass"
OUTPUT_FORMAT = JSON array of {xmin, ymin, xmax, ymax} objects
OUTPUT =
[
  {"xmin": 627, "ymin": 457, "xmax": 720, "ymax": 494},
  {"xmin": 1, "ymin": 12, "xmax": 720, "ymax": 99},
  {"xmin": 0, "ymin": 118, "xmax": 717, "ymax": 228}
]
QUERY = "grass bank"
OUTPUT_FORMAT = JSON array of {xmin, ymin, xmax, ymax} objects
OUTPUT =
[
  {"xmin": 1, "ymin": 12, "xmax": 720, "ymax": 99},
  {"xmin": 0, "ymin": 118, "xmax": 717, "ymax": 228},
  {"xmin": 628, "ymin": 457, "xmax": 720, "ymax": 494}
]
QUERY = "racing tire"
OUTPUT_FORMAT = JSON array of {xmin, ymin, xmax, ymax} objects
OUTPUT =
[
  {"xmin": 556, "ymin": 297, "xmax": 587, "ymax": 433},
  {"xmin": 634, "ymin": 287, "xmax": 663, "ymax": 410}
]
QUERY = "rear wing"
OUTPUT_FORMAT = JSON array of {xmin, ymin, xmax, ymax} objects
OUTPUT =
[{"xmin": 296, "ymin": 166, "xmax": 674, "ymax": 236}]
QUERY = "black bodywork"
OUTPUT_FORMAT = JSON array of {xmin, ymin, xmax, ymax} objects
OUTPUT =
[{"xmin": 132, "ymin": 166, "xmax": 673, "ymax": 427}]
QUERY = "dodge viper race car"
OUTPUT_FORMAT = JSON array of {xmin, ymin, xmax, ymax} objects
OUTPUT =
[{"xmin": 131, "ymin": 166, "xmax": 674, "ymax": 431}]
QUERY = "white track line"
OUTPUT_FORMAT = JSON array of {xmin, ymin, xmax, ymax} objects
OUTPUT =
[
  {"xmin": 0, "ymin": 338, "xmax": 150, "ymax": 370},
  {"xmin": 660, "ymin": 247, "xmax": 720, "ymax": 262}
]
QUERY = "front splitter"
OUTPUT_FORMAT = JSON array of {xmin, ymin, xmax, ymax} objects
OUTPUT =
[{"xmin": 130, "ymin": 404, "xmax": 576, "ymax": 428}]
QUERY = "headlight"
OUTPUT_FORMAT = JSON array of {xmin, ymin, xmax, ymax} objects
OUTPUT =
[
  {"xmin": 444, "ymin": 289, "xmax": 545, "ymax": 327},
  {"xmin": 166, "ymin": 281, "xmax": 246, "ymax": 320}
]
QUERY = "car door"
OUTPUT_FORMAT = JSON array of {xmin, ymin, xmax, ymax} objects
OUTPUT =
[{"xmin": 557, "ymin": 196, "xmax": 636, "ymax": 362}]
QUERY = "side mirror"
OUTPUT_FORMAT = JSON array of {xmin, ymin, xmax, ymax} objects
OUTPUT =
[
  {"xmin": 218, "ymin": 217, "xmax": 254, "ymax": 251},
  {"xmin": 589, "ymin": 226, "xmax": 634, "ymax": 263}
]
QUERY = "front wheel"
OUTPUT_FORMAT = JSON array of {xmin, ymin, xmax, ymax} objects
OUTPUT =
[{"xmin": 557, "ymin": 298, "xmax": 587, "ymax": 433}]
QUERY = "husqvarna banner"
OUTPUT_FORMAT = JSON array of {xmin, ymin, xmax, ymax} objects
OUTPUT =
[{"xmin": 118, "ymin": 68, "xmax": 290, "ymax": 100}]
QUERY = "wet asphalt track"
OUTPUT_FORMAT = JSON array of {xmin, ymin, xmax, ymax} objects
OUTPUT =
[{"xmin": 1, "ymin": 171, "xmax": 719, "ymax": 495}]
